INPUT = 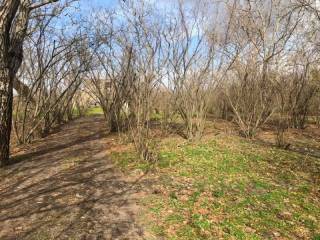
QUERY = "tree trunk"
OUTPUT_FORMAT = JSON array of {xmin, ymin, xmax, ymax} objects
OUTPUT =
[
  {"xmin": 0, "ymin": 2, "xmax": 25, "ymax": 166},
  {"xmin": 0, "ymin": 68, "xmax": 13, "ymax": 166},
  {"xmin": 0, "ymin": 1, "xmax": 21, "ymax": 166},
  {"xmin": 110, "ymin": 109, "xmax": 120, "ymax": 132}
]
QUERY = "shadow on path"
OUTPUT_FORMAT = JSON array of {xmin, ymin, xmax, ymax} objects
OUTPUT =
[{"xmin": 0, "ymin": 116, "xmax": 150, "ymax": 240}]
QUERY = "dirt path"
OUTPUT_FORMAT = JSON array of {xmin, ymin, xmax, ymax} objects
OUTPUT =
[{"xmin": 0, "ymin": 116, "xmax": 150, "ymax": 240}]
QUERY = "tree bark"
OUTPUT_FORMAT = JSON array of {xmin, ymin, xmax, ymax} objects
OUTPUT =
[
  {"xmin": 0, "ymin": 0, "xmax": 20, "ymax": 166},
  {"xmin": 0, "ymin": 68, "xmax": 13, "ymax": 166}
]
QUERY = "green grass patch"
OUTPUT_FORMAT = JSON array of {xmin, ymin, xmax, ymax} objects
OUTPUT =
[
  {"xmin": 137, "ymin": 135, "xmax": 320, "ymax": 239},
  {"xmin": 110, "ymin": 151, "xmax": 151, "ymax": 172},
  {"xmin": 85, "ymin": 107, "xmax": 104, "ymax": 116}
]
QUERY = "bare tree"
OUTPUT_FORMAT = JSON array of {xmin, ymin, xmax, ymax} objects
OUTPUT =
[
  {"xmin": 222, "ymin": 0, "xmax": 301, "ymax": 137},
  {"xmin": 163, "ymin": 1, "xmax": 215, "ymax": 140},
  {"xmin": 0, "ymin": 0, "xmax": 78, "ymax": 166},
  {"xmin": 85, "ymin": 11, "xmax": 135, "ymax": 132}
]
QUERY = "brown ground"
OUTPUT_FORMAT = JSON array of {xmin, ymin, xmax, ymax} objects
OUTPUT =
[{"xmin": 0, "ymin": 116, "xmax": 152, "ymax": 240}]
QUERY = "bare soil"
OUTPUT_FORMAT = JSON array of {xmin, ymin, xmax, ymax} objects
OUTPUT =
[{"xmin": 0, "ymin": 116, "xmax": 151, "ymax": 240}]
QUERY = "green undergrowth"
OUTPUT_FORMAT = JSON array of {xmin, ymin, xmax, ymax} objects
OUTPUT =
[
  {"xmin": 111, "ymin": 135, "xmax": 320, "ymax": 240},
  {"xmin": 110, "ymin": 146, "xmax": 182, "ymax": 172},
  {"xmin": 85, "ymin": 106, "xmax": 104, "ymax": 116}
]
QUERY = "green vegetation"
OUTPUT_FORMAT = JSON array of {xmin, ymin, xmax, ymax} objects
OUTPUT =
[
  {"xmin": 85, "ymin": 107, "xmax": 104, "ymax": 116},
  {"xmin": 71, "ymin": 107, "xmax": 82, "ymax": 118},
  {"xmin": 114, "ymin": 135, "xmax": 320, "ymax": 240},
  {"xmin": 111, "ymin": 151, "xmax": 151, "ymax": 172}
]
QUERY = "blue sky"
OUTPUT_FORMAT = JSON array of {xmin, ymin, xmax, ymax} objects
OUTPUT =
[
  {"xmin": 78, "ymin": 0, "xmax": 176, "ymax": 14},
  {"xmin": 79, "ymin": 0, "xmax": 119, "ymax": 11},
  {"xmin": 53, "ymin": 0, "xmax": 120, "ymax": 30}
]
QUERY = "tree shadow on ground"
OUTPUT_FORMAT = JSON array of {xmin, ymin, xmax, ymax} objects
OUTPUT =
[
  {"xmin": 0, "ymin": 116, "xmax": 152, "ymax": 240},
  {"xmin": 251, "ymin": 138, "xmax": 320, "ymax": 186}
]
